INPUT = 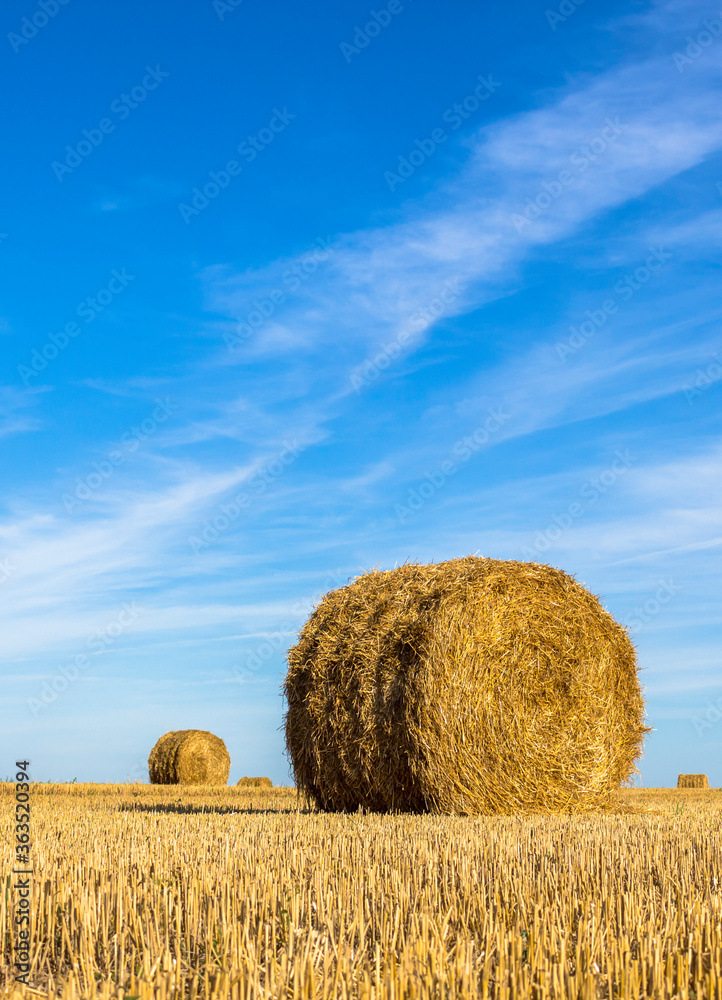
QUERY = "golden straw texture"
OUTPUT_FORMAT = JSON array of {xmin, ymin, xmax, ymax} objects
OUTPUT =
[
  {"xmin": 237, "ymin": 776, "xmax": 273, "ymax": 787},
  {"xmin": 677, "ymin": 773, "xmax": 709, "ymax": 788},
  {"xmin": 284, "ymin": 556, "xmax": 649, "ymax": 814},
  {"xmin": 148, "ymin": 729, "xmax": 230, "ymax": 785}
]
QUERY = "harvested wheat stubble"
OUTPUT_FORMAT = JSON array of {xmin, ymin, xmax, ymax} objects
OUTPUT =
[
  {"xmin": 237, "ymin": 776, "xmax": 273, "ymax": 787},
  {"xmin": 284, "ymin": 556, "xmax": 650, "ymax": 815},
  {"xmin": 148, "ymin": 730, "xmax": 230, "ymax": 785},
  {"xmin": 677, "ymin": 773, "xmax": 710, "ymax": 788}
]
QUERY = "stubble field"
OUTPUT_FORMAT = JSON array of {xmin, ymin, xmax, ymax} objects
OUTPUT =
[{"xmin": 1, "ymin": 783, "xmax": 720, "ymax": 999}]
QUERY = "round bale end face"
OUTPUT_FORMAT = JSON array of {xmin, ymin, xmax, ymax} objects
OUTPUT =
[
  {"xmin": 148, "ymin": 730, "xmax": 230, "ymax": 785},
  {"xmin": 284, "ymin": 557, "xmax": 649, "ymax": 815}
]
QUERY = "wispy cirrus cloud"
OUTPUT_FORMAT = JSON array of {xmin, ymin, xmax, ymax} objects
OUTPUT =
[
  {"xmin": 4, "ymin": 18, "xmax": 721, "ymax": 601},
  {"xmin": 208, "ymin": 35, "xmax": 722, "ymax": 384},
  {"xmin": 0, "ymin": 385, "xmax": 45, "ymax": 439}
]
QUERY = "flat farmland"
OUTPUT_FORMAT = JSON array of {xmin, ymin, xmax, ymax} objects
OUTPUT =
[{"xmin": 1, "ymin": 784, "xmax": 721, "ymax": 999}]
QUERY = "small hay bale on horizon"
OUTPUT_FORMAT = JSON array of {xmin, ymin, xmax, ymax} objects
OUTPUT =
[
  {"xmin": 284, "ymin": 556, "xmax": 649, "ymax": 815},
  {"xmin": 237, "ymin": 776, "xmax": 273, "ymax": 788},
  {"xmin": 677, "ymin": 773, "xmax": 709, "ymax": 789},
  {"xmin": 148, "ymin": 730, "xmax": 230, "ymax": 785}
]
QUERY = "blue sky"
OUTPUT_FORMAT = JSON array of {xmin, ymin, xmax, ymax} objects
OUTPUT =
[{"xmin": 1, "ymin": 0, "xmax": 721, "ymax": 787}]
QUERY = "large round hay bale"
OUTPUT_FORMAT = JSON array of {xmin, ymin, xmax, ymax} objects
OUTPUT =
[
  {"xmin": 237, "ymin": 776, "xmax": 273, "ymax": 788},
  {"xmin": 284, "ymin": 557, "xmax": 649, "ymax": 814},
  {"xmin": 148, "ymin": 730, "xmax": 230, "ymax": 785},
  {"xmin": 677, "ymin": 773, "xmax": 709, "ymax": 789}
]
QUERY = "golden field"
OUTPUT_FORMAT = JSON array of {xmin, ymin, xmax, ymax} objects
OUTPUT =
[{"xmin": 1, "ymin": 783, "xmax": 721, "ymax": 999}]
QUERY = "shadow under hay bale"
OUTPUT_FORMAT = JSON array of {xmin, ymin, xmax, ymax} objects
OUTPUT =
[
  {"xmin": 677, "ymin": 773, "xmax": 709, "ymax": 789},
  {"xmin": 284, "ymin": 556, "xmax": 649, "ymax": 815},
  {"xmin": 148, "ymin": 730, "xmax": 230, "ymax": 785},
  {"xmin": 237, "ymin": 776, "xmax": 273, "ymax": 788}
]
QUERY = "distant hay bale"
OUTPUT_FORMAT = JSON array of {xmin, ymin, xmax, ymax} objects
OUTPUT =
[
  {"xmin": 236, "ymin": 776, "xmax": 273, "ymax": 788},
  {"xmin": 677, "ymin": 774, "xmax": 709, "ymax": 789},
  {"xmin": 284, "ymin": 556, "xmax": 649, "ymax": 815},
  {"xmin": 148, "ymin": 730, "xmax": 230, "ymax": 785}
]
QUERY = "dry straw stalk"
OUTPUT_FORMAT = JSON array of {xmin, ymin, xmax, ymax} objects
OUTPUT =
[
  {"xmin": 284, "ymin": 556, "xmax": 649, "ymax": 815},
  {"xmin": 148, "ymin": 730, "xmax": 230, "ymax": 785},
  {"xmin": 677, "ymin": 773, "xmax": 709, "ymax": 788},
  {"xmin": 3, "ymin": 783, "xmax": 722, "ymax": 999}
]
